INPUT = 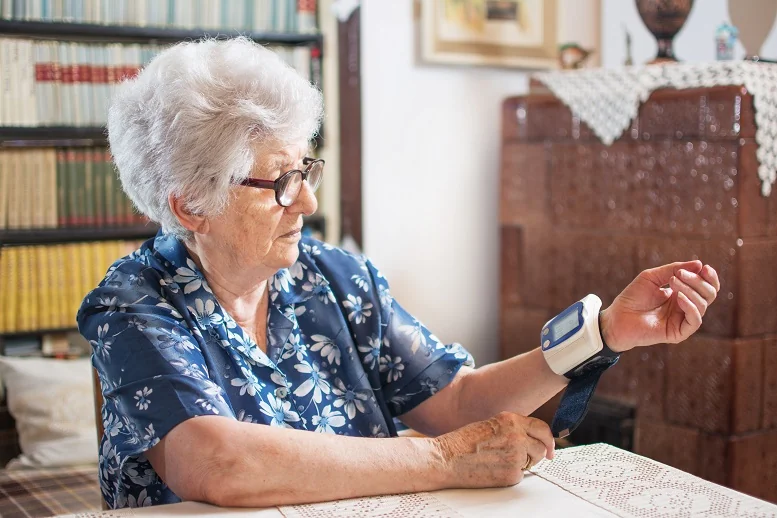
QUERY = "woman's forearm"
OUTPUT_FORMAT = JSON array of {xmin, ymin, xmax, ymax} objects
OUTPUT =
[
  {"xmin": 154, "ymin": 415, "xmax": 448, "ymax": 508},
  {"xmin": 455, "ymin": 348, "xmax": 569, "ymax": 423},
  {"xmin": 400, "ymin": 348, "xmax": 568, "ymax": 436}
]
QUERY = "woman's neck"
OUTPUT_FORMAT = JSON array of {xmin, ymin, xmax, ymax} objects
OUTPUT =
[{"xmin": 184, "ymin": 240, "xmax": 272, "ymax": 340}]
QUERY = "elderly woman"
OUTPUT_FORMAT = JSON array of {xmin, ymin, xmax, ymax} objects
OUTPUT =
[{"xmin": 78, "ymin": 37, "xmax": 720, "ymax": 510}]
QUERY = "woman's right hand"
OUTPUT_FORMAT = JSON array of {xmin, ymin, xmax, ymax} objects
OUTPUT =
[{"xmin": 432, "ymin": 411, "xmax": 556, "ymax": 488}]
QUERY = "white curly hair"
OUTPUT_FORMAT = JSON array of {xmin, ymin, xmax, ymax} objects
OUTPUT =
[{"xmin": 107, "ymin": 36, "xmax": 324, "ymax": 240}]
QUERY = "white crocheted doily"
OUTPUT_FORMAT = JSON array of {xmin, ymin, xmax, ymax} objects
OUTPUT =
[{"xmin": 533, "ymin": 62, "xmax": 777, "ymax": 196}]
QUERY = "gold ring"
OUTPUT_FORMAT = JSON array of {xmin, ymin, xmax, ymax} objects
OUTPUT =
[{"xmin": 522, "ymin": 458, "xmax": 533, "ymax": 471}]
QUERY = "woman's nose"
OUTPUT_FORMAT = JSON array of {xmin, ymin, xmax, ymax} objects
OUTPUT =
[{"xmin": 291, "ymin": 180, "xmax": 318, "ymax": 216}]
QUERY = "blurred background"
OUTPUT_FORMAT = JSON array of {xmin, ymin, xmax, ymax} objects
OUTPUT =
[{"xmin": 0, "ymin": 0, "xmax": 775, "ymax": 512}]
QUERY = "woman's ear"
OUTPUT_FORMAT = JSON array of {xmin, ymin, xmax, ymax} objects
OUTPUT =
[{"xmin": 168, "ymin": 193, "xmax": 210, "ymax": 234}]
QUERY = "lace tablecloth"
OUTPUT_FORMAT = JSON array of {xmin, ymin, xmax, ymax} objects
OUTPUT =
[
  {"xmin": 531, "ymin": 443, "xmax": 777, "ymax": 517},
  {"xmin": 62, "ymin": 444, "xmax": 777, "ymax": 518},
  {"xmin": 533, "ymin": 62, "xmax": 777, "ymax": 196}
]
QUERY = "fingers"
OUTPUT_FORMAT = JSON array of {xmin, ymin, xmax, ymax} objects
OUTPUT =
[
  {"xmin": 677, "ymin": 269, "xmax": 717, "ymax": 304},
  {"xmin": 676, "ymin": 291, "xmax": 702, "ymax": 337},
  {"xmin": 643, "ymin": 260, "xmax": 703, "ymax": 286},
  {"xmin": 669, "ymin": 274, "xmax": 711, "ymax": 317},
  {"xmin": 524, "ymin": 436, "xmax": 547, "ymax": 469},
  {"xmin": 700, "ymin": 264, "xmax": 721, "ymax": 293},
  {"xmin": 492, "ymin": 413, "xmax": 555, "ymax": 460},
  {"xmin": 525, "ymin": 418, "xmax": 555, "ymax": 460}
]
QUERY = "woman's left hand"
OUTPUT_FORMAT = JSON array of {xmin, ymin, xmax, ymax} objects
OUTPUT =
[{"xmin": 600, "ymin": 260, "xmax": 720, "ymax": 353}]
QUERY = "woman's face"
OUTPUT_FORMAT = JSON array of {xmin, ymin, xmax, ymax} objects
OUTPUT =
[{"xmin": 200, "ymin": 141, "xmax": 318, "ymax": 274}]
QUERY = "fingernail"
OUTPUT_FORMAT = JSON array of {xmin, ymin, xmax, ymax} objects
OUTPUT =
[{"xmin": 679, "ymin": 269, "xmax": 688, "ymax": 280}]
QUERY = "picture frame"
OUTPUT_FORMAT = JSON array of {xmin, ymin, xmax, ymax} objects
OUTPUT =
[{"xmin": 419, "ymin": 0, "xmax": 601, "ymax": 70}]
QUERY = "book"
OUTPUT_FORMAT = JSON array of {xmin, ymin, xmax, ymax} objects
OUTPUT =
[
  {"xmin": 53, "ymin": 243, "xmax": 67, "ymax": 327},
  {"xmin": 56, "ymin": 148, "xmax": 67, "ymax": 226},
  {"xmin": 103, "ymin": 151, "xmax": 115, "ymax": 226},
  {"xmin": 0, "ymin": 151, "xmax": 7, "ymax": 230},
  {"xmin": 18, "ymin": 246, "xmax": 30, "ymax": 330},
  {"xmin": 1, "ymin": 34, "xmax": 316, "ymax": 127},
  {"xmin": 0, "ymin": 39, "xmax": 12, "ymax": 125},
  {"xmin": 6, "ymin": 150, "xmax": 21, "ymax": 229},
  {"xmin": 2, "ymin": 336, "xmax": 43, "ymax": 357},
  {"xmin": 20, "ymin": 39, "xmax": 37, "ymax": 126},
  {"xmin": 0, "ymin": 247, "xmax": 8, "ymax": 331},
  {"xmin": 0, "ymin": 240, "xmax": 146, "ymax": 333},
  {"xmin": 43, "ymin": 149, "xmax": 57, "ymax": 227},
  {"xmin": 35, "ymin": 246, "xmax": 47, "ymax": 329},
  {"xmin": 33, "ymin": 152, "xmax": 44, "ymax": 227},
  {"xmin": 7, "ymin": 246, "xmax": 18, "ymax": 331},
  {"xmin": 92, "ymin": 148, "xmax": 104, "ymax": 226},
  {"xmin": 297, "ymin": 0, "xmax": 317, "ymax": 33},
  {"xmin": 8, "ymin": 38, "xmax": 20, "ymax": 125},
  {"xmin": 37, "ymin": 245, "xmax": 50, "ymax": 328},
  {"xmin": 66, "ymin": 148, "xmax": 77, "ymax": 226},
  {"xmin": 83, "ymin": 149, "xmax": 95, "ymax": 225},
  {"xmin": 42, "ymin": 333, "xmax": 69, "ymax": 356},
  {"xmin": 34, "ymin": 42, "xmax": 48, "ymax": 125}
]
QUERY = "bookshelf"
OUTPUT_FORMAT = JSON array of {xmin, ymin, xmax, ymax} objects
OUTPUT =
[
  {"xmin": 0, "ymin": 215, "xmax": 325, "ymax": 246},
  {"xmin": 1, "ymin": 326, "xmax": 81, "ymax": 339},
  {"xmin": 0, "ymin": 5, "xmax": 329, "ymax": 352},
  {"xmin": 0, "ymin": 126, "xmax": 323, "ymax": 150},
  {"xmin": 0, "ymin": 224, "xmax": 158, "ymax": 245},
  {"xmin": 0, "ymin": 126, "xmax": 107, "ymax": 147},
  {"xmin": 0, "ymin": 20, "xmax": 323, "ymax": 45}
]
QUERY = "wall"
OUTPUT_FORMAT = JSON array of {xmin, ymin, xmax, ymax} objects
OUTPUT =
[
  {"xmin": 360, "ymin": 1, "xmax": 777, "ymax": 366},
  {"xmin": 361, "ymin": 1, "xmax": 531, "ymax": 365}
]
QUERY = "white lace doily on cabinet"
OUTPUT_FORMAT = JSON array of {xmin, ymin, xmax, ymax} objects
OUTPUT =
[{"xmin": 533, "ymin": 62, "xmax": 777, "ymax": 196}]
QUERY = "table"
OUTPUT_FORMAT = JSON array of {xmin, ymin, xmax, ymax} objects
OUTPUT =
[{"xmin": 61, "ymin": 444, "xmax": 777, "ymax": 518}]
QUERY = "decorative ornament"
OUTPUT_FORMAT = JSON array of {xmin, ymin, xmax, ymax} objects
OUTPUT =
[{"xmin": 635, "ymin": 0, "xmax": 695, "ymax": 63}]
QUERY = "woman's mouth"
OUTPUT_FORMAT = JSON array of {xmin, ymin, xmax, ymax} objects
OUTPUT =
[{"xmin": 280, "ymin": 228, "xmax": 302, "ymax": 238}]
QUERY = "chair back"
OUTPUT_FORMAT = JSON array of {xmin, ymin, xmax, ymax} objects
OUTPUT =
[{"xmin": 91, "ymin": 367, "xmax": 108, "ymax": 510}]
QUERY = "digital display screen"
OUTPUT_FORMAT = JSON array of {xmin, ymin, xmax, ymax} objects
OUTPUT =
[{"xmin": 552, "ymin": 311, "xmax": 580, "ymax": 340}]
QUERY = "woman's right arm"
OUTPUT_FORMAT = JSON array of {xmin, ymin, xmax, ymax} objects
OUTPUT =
[{"xmin": 145, "ymin": 410, "xmax": 553, "ymax": 508}]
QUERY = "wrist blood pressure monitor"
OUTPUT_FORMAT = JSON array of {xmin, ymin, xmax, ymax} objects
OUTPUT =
[
  {"xmin": 541, "ymin": 294, "xmax": 619, "ymax": 378},
  {"xmin": 543, "ymin": 294, "xmax": 621, "ymax": 439}
]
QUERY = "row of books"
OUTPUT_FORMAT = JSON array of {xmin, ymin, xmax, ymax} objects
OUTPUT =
[
  {"xmin": 0, "ymin": 240, "xmax": 142, "ymax": 333},
  {"xmin": 2, "ymin": 331, "xmax": 90, "ymax": 357},
  {"xmin": 0, "ymin": 148, "xmax": 145, "ymax": 230},
  {"xmin": 0, "ymin": 38, "xmax": 316, "ymax": 126},
  {"xmin": 0, "ymin": 0, "xmax": 317, "ymax": 33}
]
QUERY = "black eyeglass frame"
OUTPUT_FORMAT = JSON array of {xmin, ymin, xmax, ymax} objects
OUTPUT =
[{"xmin": 238, "ymin": 157, "xmax": 325, "ymax": 207}]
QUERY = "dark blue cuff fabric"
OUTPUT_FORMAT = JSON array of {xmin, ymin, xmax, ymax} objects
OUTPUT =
[{"xmin": 551, "ymin": 357, "xmax": 619, "ymax": 438}]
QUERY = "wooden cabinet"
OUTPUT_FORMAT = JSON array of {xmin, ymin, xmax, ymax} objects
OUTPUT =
[{"xmin": 500, "ymin": 85, "xmax": 777, "ymax": 502}]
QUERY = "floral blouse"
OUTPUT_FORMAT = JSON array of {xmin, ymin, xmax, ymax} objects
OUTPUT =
[{"xmin": 77, "ymin": 232, "xmax": 474, "ymax": 509}]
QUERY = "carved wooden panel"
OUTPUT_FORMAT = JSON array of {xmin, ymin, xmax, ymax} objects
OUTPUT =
[{"xmin": 501, "ymin": 85, "xmax": 777, "ymax": 502}]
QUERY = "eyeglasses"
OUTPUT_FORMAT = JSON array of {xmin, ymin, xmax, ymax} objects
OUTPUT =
[{"xmin": 238, "ymin": 157, "xmax": 325, "ymax": 207}]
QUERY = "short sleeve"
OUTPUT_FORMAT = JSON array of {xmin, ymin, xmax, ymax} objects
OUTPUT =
[
  {"xmin": 364, "ymin": 260, "xmax": 475, "ymax": 417},
  {"xmin": 77, "ymin": 261, "xmax": 235, "ymax": 459}
]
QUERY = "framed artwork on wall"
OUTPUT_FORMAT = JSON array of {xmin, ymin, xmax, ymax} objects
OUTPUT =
[{"xmin": 419, "ymin": 0, "xmax": 601, "ymax": 69}]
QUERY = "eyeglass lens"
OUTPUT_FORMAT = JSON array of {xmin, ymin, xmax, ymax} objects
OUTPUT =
[{"xmin": 278, "ymin": 160, "xmax": 324, "ymax": 206}]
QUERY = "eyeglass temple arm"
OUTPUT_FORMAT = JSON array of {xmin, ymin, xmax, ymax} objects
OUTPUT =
[{"xmin": 240, "ymin": 178, "xmax": 276, "ymax": 188}]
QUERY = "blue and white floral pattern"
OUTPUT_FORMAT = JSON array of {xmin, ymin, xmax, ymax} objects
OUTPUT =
[{"xmin": 78, "ymin": 233, "xmax": 474, "ymax": 509}]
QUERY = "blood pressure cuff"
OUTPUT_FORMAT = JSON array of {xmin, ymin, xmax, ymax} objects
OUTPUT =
[{"xmin": 551, "ymin": 356, "xmax": 620, "ymax": 438}]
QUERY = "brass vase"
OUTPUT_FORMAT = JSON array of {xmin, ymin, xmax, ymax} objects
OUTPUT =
[{"xmin": 636, "ymin": 0, "xmax": 695, "ymax": 63}]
